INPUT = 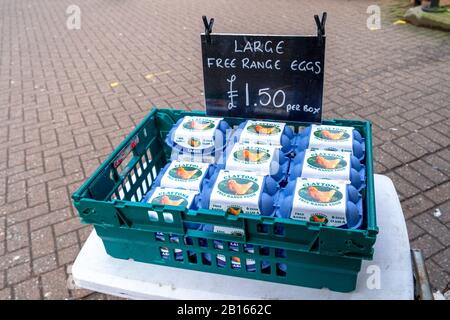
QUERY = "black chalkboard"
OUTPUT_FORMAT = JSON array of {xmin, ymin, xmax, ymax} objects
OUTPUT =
[{"xmin": 201, "ymin": 34, "xmax": 325, "ymax": 123}]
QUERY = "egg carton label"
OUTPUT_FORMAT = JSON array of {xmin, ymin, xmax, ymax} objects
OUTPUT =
[
  {"xmin": 160, "ymin": 161, "xmax": 209, "ymax": 191},
  {"xmin": 171, "ymin": 149, "xmax": 217, "ymax": 164},
  {"xmin": 217, "ymin": 254, "xmax": 226, "ymax": 264},
  {"xmin": 231, "ymin": 256, "xmax": 241, "ymax": 269},
  {"xmin": 225, "ymin": 143, "xmax": 276, "ymax": 175},
  {"xmin": 301, "ymin": 149, "xmax": 351, "ymax": 182},
  {"xmin": 239, "ymin": 120, "xmax": 285, "ymax": 146},
  {"xmin": 290, "ymin": 178, "xmax": 347, "ymax": 227},
  {"xmin": 173, "ymin": 116, "xmax": 223, "ymax": 150},
  {"xmin": 146, "ymin": 187, "xmax": 197, "ymax": 208},
  {"xmin": 212, "ymin": 225, "xmax": 245, "ymax": 237},
  {"xmin": 244, "ymin": 244, "xmax": 255, "ymax": 254},
  {"xmin": 246, "ymin": 259, "xmax": 256, "ymax": 269},
  {"xmin": 210, "ymin": 170, "xmax": 264, "ymax": 216},
  {"xmin": 308, "ymin": 124, "xmax": 354, "ymax": 152},
  {"xmin": 160, "ymin": 247, "xmax": 169, "ymax": 258}
]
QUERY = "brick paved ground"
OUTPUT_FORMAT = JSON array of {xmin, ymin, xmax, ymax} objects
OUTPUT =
[{"xmin": 0, "ymin": 0, "xmax": 448, "ymax": 299}]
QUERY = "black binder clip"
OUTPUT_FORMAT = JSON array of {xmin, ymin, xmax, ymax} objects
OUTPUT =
[
  {"xmin": 202, "ymin": 15, "xmax": 214, "ymax": 44},
  {"xmin": 314, "ymin": 12, "xmax": 327, "ymax": 46}
]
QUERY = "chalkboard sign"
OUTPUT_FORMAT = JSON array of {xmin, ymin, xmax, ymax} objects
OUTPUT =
[{"xmin": 201, "ymin": 34, "xmax": 325, "ymax": 123}]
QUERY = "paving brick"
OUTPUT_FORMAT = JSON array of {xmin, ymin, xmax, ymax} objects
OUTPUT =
[
  {"xmin": 0, "ymin": 248, "xmax": 30, "ymax": 271},
  {"xmin": 373, "ymin": 148, "xmax": 401, "ymax": 171},
  {"xmin": 13, "ymin": 277, "xmax": 41, "ymax": 300},
  {"xmin": 0, "ymin": 287, "xmax": 13, "ymax": 300},
  {"xmin": 0, "ymin": 270, "xmax": 4, "ymax": 289},
  {"xmin": 54, "ymin": 217, "xmax": 85, "ymax": 236},
  {"xmin": 412, "ymin": 113, "xmax": 445, "ymax": 128},
  {"xmin": 57, "ymin": 244, "xmax": 80, "ymax": 266},
  {"xmin": 406, "ymin": 220, "xmax": 425, "ymax": 241},
  {"xmin": 418, "ymin": 127, "xmax": 450, "ymax": 148},
  {"xmin": 27, "ymin": 183, "xmax": 48, "ymax": 207},
  {"xmin": 70, "ymin": 287, "xmax": 94, "ymax": 300},
  {"xmin": 7, "ymin": 167, "xmax": 43, "ymax": 185},
  {"xmin": 423, "ymin": 155, "xmax": 450, "ymax": 178},
  {"xmin": 44, "ymin": 155, "xmax": 62, "ymax": 173},
  {"xmin": 409, "ymin": 159, "xmax": 448, "ymax": 185},
  {"xmin": 0, "ymin": 217, "xmax": 5, "ymax": 243},
  {"xmin": 432, "ymin": 248, "xmax": 450, "ymax": 273},
  {"xmin": 6, "ymin": 263, "xmax": 31, "ymax": 286},
  {"xmin": 401, "ymin": 194, "xmax": 435, "ymax": 220},
  {"xmin": 32, "ymin": 254, "xmax": 58, "ymax": 274},
  {"xmin": 425, "ymin": 259, "xmax": 450, "ymax": 292},
  {"xmin": 374, "ymin": 160, "xmax": 387, "ymax": 174},
  {"xmin": 30, "ymin": 207, "xmax": 72, "ymax": 231},
  {"xmin": 8, "ymin": 150, "xmax": 25, "ymax": 168},
  {"xmin": 56, "ymin": 232, "xmax": 79, "ymax": 250},
  {"xmin": 27, "ymin": 169, "xmax": 64, "ymax": 188},
  {"xmin": 83, "ymin": 292, "xmax": 110, "ymax": 300},
  {"xmin": 410, "ymin": 132, "xmax": 442, "ymax": 153},
  {"xmin": 395, "ymin": 165, "xmax": 434, "ymax": 192},
  {"xmin": 41, "ymin": 267, "xmax": 70, "ymax": 300},
  {"xmin": 425, "ymin": 182, "xmax": 450, "ymax": 205},
  {"xmin": 31, "ymin": 227, "xmax": 55, "ymax": 258},
  {"xmin": 393, "ymin": 138, "xmax": 428, "ymax": 160},
  {"xmin": 436, "ymin": 148, "xmax": 450, "ymax": 161},
  {"xmin": 413, "ymin": 213, "xmax": 450, "ymax": 246},
  {"xmin": 63, "ymin": 157, "xmax": 83, "ymax": 175},
  {"xmin": 26, "ymin": 152, "xmax": 43, "ymax": 171},
  {"xmin": 48, "ymin": 187, "xmax": 70, "ymax": 212},
  {"xmin": 7, "ymin": 180, "xmax": 26, "ymax": 203},
  {"xmin": 385, "ymin": 171, "xmax": 421, "ymax": 200},
  {"xmin": 77, "ymin": 226, "xmax": 94, "ymax": 244},
  {"xmin": 434, "ymin": 200, "xmax": 450, "ymax": 224},
  {"xmin": 433, "ymin": 121, "xmax": 450, "ymax": 138},
  {"xmin": 7, "ymin": 203, "xmax": 49, "ymax": 225},
  {"xmin": 381, "ymin": 142, "xmax": 416, "ymax": 164},
  {"xmin": 6, "ymin": 221, "xmax": 29, "ymax": 252},
  {"xmin": 410, "ymin": 235, "xmax": 444, "ymax": 259}
]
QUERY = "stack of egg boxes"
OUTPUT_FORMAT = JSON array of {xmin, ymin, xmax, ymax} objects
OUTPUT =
[{"xmin": 140, "ymin": 115, "xmax": 367, "ymax": 268}]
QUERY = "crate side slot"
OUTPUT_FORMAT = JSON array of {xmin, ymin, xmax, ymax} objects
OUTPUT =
[{"xmin": 73, "ymin": 110, "xmax": 159, "ymax": 202}]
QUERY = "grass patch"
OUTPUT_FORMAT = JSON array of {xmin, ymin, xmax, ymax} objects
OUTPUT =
[{"xmin": 383, "ymin": 0, "xmax": 414, "ymax": 21}]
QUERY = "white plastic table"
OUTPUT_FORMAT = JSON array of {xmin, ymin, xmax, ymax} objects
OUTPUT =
[{"xmin": 72, "ymin": 174, "xmax": 414, "ymax": 300}]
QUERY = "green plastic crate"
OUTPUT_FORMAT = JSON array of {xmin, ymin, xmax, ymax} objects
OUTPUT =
[{"xmin": 72, "ymin": 108, "xmax": 378, "ymax": 292}]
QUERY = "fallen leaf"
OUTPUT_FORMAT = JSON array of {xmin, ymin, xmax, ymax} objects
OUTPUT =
[
  {"xmin": 393, "ymin": 20, "xmax": 407, "ymax": 25},
  {"xmin": 145, "ymin": 70, "xmax": 171, "ymax": 80}
]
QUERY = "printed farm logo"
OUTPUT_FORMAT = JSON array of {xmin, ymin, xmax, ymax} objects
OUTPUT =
[
  {"xmin": 183, "ymin": 118, "xmax": 215, "ymax": 131},
  {"xmin": 247, "ymin": 123, "xmax": 281, "ymax": 135},
  {"xmin": 233, "ymin": 146, "xmax": 271, "ymax": 164},
  {"xmin": 169, "ymin": 164, "xmax": 202, "ymax": 181},
  {"xmin": 313, "ymin": 128, "xmax": 349, "ymax": 141}
]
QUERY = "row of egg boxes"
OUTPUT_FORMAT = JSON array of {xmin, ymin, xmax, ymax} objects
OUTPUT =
[
  {"xmin": 165, "ymin": 116, "xmax": 365, "ymax": 160},
  {"xmin": 140, "ymin": 117, "xmax": 364, "ymax": 228},
  {"xmin": 142, "ymin": 160, "xmax": 363, "ymax": 230},
  {"xmin": 164, "ymin": 116, "xmax": 366, "ymax": 188}
]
